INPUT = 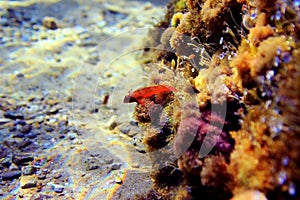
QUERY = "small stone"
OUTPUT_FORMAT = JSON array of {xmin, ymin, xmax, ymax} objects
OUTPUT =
[
  {"xmin": 4, "ymin": 110, "xmax": 24, "ymax": 120},
  {"xmin": 114, "ymin": 176, "xmax": 122, "ymax": 184},
  {"xmin": 129, "ymin": 121, "xmax": 138, "ymax": 126},
  {"xmin": 47, "ymin": 107, "xmax": 59, "ymax": 115},
  {"xmin": 104, "ymin": 158, "xmax": 113, "ymax": 164},
  {"xmin": 18, "ymin": 139, "xmax": 32, "ymax": 149},
  {"xmin": 53, "ymin": 173, "xmax": 62, "ymax": 179},
  {"xmin": 36, "ymin": 115, "xmax": 45, "ymax": 123},
  {"xmin": 20, "ymin": 176, "xmax": 37, "ymax": 189},
  {"xmin": 84, "ymin": 158, "xmax": 100, "ymax": 171},
  {"xmin": 20, "ymin": 124, "xmax": 32, "ymax": 134},
  {"xmin": 9, "ymin": 163, "xmax": 19, "ymax": 171},
  {"xmin": 26, "ymin": 105, "xmax": 40, "ymax": 114},
  {"xmin": 42, "ymin": 16, "xmax": 58, "ymax": 30},
  {"xmin": 15, "ymin": 120, "xmax": 26, "ymax": 126},
  {"xmin": 111, "ymin": 163, "xmax": 121, "ymax": 170},
  {"xmin": 49, "ymin": 183, "xmax": 64, "ymax": 193},
  {"xmin": 12, "ymin": 154, "xmax": 34, "ymax": 166},
  {"xmin": 109, "ymin": 121, "xmax": 118, "ymax": 130},
  {"xmin": 37, "ymin": 174, "xmax": 46, "ymax": 180},
  {"xmin": 22, "ymin": 166, "xmax": 36, "ymax": 175},
  {"xmin": 44, "ymin": 125, "xmax": 54, "ymax": 132},
  {"xmin": 119, "ymin": 125, "xmax": 130, "ymax": 134},
  {"xmin": 1, "ymin": 156, "xmax": 12, "ymax": 167},
  {"xmin": 42, "ymin": 169, "xmax": 49, "ymax": 174},
  {"xmin": 86, "ymin": 163, "xmax": 99, "ymax": 171},
  {"xmin": 135, "ymin": 148, "xmax": 146, "ymax": 154},
  {"xmin": 0, "ymin": 118, "xmax": 11, "ymax": 125},
  {"xmin": 27, "ymin": 132, "xmax": 37, "ymax": 139},
  {"xmin": 71, "ymin": 139, "xmax": 83, "ymax": 145},
  {"xmin": 2, "ymin": 170, "xmax": 22, "ymax": 180},
  {"xmin": 67, "ymin": 132, "xmax": 76, "ymax": 140}
]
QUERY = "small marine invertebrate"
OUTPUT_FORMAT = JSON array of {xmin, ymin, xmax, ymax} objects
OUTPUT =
[{"xmin": 123, "ymin": 85, "xmax": 176, "ymax": 106}]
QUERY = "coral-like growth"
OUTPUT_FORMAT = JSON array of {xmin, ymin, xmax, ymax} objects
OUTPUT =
[{"xmin": 132, "ymin": 0, "xmax": 300, "ymax": 199}]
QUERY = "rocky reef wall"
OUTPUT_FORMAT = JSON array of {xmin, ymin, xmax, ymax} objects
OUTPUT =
[{"xmin": 131, "ymin": 0, "xmax": 300, "ymax": 199}]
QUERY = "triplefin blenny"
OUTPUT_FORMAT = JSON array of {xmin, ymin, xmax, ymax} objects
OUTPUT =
[{"xmin": 123, "ymin": 85, "xmax": 176, "ymax": 106}]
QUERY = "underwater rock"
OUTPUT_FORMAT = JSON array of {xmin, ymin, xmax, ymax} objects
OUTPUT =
[
  {"xmin": 20, "ymin": 175, "xmax": 37, "ymax": 189},
  {"xmin": 135, "ymin": 0, "xmax": 300, "ymax": 199},
  {"xmin": 2, "ymin": 170, "xmax": 22, "ymax": 181},
  {"xmin": 20, "ymin": 124, "xmax": 32, "ymax": 134},
  {"xmin": 22, "ymin": 166, "xmax": 36, "ymax": 176},
  {"xmin": 4, "ymin": 110, "xmax": 24, "ymax": 120},
  {"xmin": 12, "ymin": 154, "xmax": 34, "ymax": 166},
  {"xmin": 48, "ymin": 183, "xmax": 64, "ymax": 193},
  {"xmin": 42, "ymin": 16, "xmax": 59, "ymax": 30}
]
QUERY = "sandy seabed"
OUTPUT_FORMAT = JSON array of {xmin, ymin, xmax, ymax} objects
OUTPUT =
[{"xmin": 0, "ymin": 0, "xmax": 166, "ymax": 199}]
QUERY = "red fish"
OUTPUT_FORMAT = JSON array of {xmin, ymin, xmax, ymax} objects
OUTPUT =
[{"xmin": 123, "ymin": 85, "xmax": 176, "ymax": 106}]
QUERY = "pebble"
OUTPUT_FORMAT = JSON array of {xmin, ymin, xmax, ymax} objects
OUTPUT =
[
  {"xmin": 114, "ymin": 176, "xmax": 123, "ymax": 184},
  {"xmin": 15, "ymin": 120, "xmax": 26, "ymax": 126},
  {"xmin": 22, "ymin": 166, "xmax": 36, "ymax": 176},
  {"xmin": 47, "ymin": 107, "xmax": 59, "ymax": 115},
  {"xmin": 119, "ymin": 124, "xmax": 130, "ymax": 134},
  {"xmin": 1, "ymin": 156, "xmax": 12, "ymax": 167},
  {"xmin": 67, "ymin": 132, "xmax": 76, "ymax": 140},
  {"xmin": 104, "ymin": 158, "xmax": 113, "ymax": 165},
  {"xmin": 129, "ymin": 121, "xmax": 138, "ymax": 126},
  {"xmin": 18, "ymin": 140, "xmax": 33, "ymax": 149},
  {"xmin": 20, "ymin": 124, "xmax": 32, "ymax": 134},
  {"xmin": 111, "ymin": 163, "xmax": 121, "ymax": 170},
  {"xmin": 86, "ymin": 163, "xmax": 99, "ymax": 171},
  {"xmin": 37, "ymin": 174, "xmax": 46, "ymax": 180},
  {"xmin": 84, "ymin": 158, "xmax": 100, "ymax": 171},
  {"xmin": 4, "ymin": 110, "xmax": 24, "ymax": 120},
  {"xmin": 20, "ymin": 175, "xmax": 37, "ymax": 189},
  {"xmin": 0, "ymin": 118, "xmax": 11, "ymax": 125},
  {"xmin": 53, "ymin": 172, "xmax": 62, "ymax": 179},
  {"xmin": 25, "ymin": 105, "xmax": 39, "ymax": 114},
  {"xmin": 71, "ymin": 139, "xmax": 83, "ymax": 145},
  {"xmin": 9, "ymin": 163, "xmax": 19, "ymax": 171},
  {"xmin": 108, "ymin": 121, "xmax": 118, "ymax": 130},
  {"xmin": 42, "ymin": 16, "xmax": 59, "ymax": 30},
  {"xmin": 27, "ymin": 132, "xmax": 37, "ymax": 139},
  {"xmin": 21, "ymin": 179, "xmax": 37, "ymax": 189},
  {"xmin": 44, "ymin": 125, "xmax": 55, "ymax": 132},
  {"xmin": 12, "ymin": 154, "xmax": 34, "ymax": 166},
  {"xmin": 48, "ymin": 183, "xmax": 64, "ymax": 193},
  {"xmin": 36, "ymin": 115, "xmax": 45, "ymax": 123},
  {"xmin": 2, "ymin": 170, "xmax": 22, "ymax": 181},
  {"xmin": 135, "ymin": 148, "xmax": 146, "ymax": 154}
]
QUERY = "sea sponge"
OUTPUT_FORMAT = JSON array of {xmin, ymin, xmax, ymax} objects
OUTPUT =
[
  {"xmin": 251, "ymin": 36, "xmax": 291, "ymax": 76},
  {"xmin": 248, "ymin": 25, "xmax": 274, "ymax": 47},
  {"xmin": 228, "ymin": 106, "xmax": 278, "ymax": 193},
  {"xmin": 201, "ymin": 155, "xmax": 233, "ymax": 192}
]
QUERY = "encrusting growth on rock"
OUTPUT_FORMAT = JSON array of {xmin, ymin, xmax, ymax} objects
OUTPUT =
[{"xmin": 130, "ymin": 0, "xmax": 300, "ymax": 199}]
